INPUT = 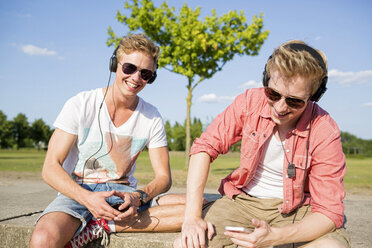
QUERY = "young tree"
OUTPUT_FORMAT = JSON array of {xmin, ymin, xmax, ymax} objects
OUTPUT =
[{"xmin": 107, "ymin": 0, "xmax": 269, "ymax": 166}]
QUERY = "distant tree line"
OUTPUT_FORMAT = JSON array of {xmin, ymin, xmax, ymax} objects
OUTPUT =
[
  {"xmin": 341, "ymin": 131, "xmax": 372, "ymax": 157},
  {"xmin": 0, "ymin": 110, "xmax": 53, "ymax": 150},
  {"xmin": 1, "ymin": 110, "xmax": 371, "ymax": 156}
]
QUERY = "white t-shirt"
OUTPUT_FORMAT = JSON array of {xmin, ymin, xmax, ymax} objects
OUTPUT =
[
  {"xmin": 243, "ymin": 134, "xmax": 284, "ymax": 199},
  {"xmin": 54, "ymin": 88, "xmax": 167, "ymax": 188}
]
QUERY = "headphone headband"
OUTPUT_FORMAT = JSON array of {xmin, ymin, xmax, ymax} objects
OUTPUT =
[
  {"xmin": 285, "ymin": 43, "xmax": 327, "ymax": 72},
  {"xmin": 262, "ymin": 43, "xmax": 328, "ymax": 102}
]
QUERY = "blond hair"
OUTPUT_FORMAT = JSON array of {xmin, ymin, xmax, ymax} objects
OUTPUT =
[
  {"xmin": 266, "ymin": 40, "xmax": 327, "ymax": 95},
  {"xmin": 116, "ymin": 34, "xmax": 160, "ymax": 69}
]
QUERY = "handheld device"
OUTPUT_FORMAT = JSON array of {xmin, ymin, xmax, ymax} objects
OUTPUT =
[{"xmin": 112, "ymin": 202, "xmax": 130, "ymax": 212}]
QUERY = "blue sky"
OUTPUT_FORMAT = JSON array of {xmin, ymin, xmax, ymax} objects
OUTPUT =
[{"xmin": 1, "ymin": 0, "xmax": 371, "ymax": 139}]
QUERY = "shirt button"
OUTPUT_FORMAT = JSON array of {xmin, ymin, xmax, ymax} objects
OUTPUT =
[
  {"xmin": 263, "ymin": 134, "xmax": 266, "ymax": 138},
  {"xmin": 252, "ymin": 132, "xmax": 255, "ymax": 136},
  {"xmin": 286, "ymin": 200, "xmax": 289, "ymax": 204},
  {"xmin": 286, "ymin": 149, "xmax": 290, "ymax": 153}
]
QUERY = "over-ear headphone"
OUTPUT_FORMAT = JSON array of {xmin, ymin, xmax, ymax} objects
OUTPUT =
[
  {"xmin": 109, "ymin": 45, "xmax": 157, "ymax": 84},
  {"xmin": 262, "ymin": 43, "xmax": 328, "ymax": 102}
]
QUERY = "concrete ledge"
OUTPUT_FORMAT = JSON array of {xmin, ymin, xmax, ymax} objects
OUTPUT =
[{"xmin": 0, "ymin": 223, "xmax": 178, "ymax": 248}]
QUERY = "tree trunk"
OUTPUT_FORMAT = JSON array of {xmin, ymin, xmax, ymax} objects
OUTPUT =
[{"xmin": 185, "ymin": 79, "xmax": 193, "ymax": 168}]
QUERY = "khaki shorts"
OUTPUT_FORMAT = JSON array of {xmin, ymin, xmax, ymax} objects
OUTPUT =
[{"xmin": 202, "ymin": 193, "xmax": 350, "ymax": 248}]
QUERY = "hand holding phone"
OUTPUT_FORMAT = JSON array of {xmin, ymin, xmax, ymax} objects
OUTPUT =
[{"xmin": 112, "ymin": 202, "xmax": 130, "ymax": 212}]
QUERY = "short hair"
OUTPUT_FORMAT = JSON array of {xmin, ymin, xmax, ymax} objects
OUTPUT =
[
  {"xmin": 266, "ymin": 40, "xmax": 328, "ymax": 95},
  {"xmin": 116, "ymin": 34, "xmax": 160, "ymax": 69}
]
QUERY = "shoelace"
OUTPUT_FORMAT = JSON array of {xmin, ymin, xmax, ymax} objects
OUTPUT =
[{"xmin": 93, "ymin": 224, "xmax": 109, "ymax": 247}]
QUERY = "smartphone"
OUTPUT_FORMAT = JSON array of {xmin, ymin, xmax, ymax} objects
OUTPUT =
[
  {"xmin": 225, "ymin": 226, "xmax": 249, "ymax": 232},
  {"xmin": 112, "ymin": 202, "xmax": 130, "ymax": 212}
]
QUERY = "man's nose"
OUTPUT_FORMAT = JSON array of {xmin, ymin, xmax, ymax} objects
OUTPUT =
[{"xmin": 274, "ymin": 97, "xmax": 288, "ymax": 112}]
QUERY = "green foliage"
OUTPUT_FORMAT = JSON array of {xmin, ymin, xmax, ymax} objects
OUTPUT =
[
  {"xmin": 108, "ymin": 0, "xmax": 269, "ymax": 80},
  {"xmin": 164, "ymin": 120, "xmax": 172, "ymax": 147},
  {"xmin": 341, "ymin": 131, "xmax": 372, "ymax": 157},
  {"xmin": 0, "ymin": 110, "xmax": 14, "ymax": 148},
  {"xmin": 30, "ymin": 118, "xmax": 52, "ymax": 150},
  {"xmin": 0, "ymin": 110, "xmax": 54, "ymax": 150},
  {"xmin": 170, "ymin": 121, "xmax": 185, "ymax": 151},
  {"xmin": 166, "ymin": 118, "xmax": 203, "ymax": 151},
  {"xmin": 11, "ymin": 113, "xmax": 30, "ymax": 149}
]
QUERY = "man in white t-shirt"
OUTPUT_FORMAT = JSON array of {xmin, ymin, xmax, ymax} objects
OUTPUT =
[{"xmin": 30, "ymin": 34, "xmax": 184, "ymax": 248}]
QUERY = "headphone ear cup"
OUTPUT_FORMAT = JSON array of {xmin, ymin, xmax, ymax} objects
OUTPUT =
[
  {"xmin": 109, "ymin": 55, "xmax": 117, "ymax": 73},
  {"xmin": 147, "ymin": 71, "xmax": 157, "ymax": 84},
  {"xmin": 262, "ymin": 69, "xmax": 269, "ymax": 87},
  {"xmin": 310, "ymin": 76, "xmax": 328, "ymax": 102}
]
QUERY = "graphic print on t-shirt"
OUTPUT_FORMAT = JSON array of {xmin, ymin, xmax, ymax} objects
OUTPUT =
[{"xmin": 73, "ymin": 128, "xmax": 147, "ymax": 184}]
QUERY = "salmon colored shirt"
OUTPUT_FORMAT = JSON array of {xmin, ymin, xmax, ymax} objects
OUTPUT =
[{"xmin": 190, "ymin": 88, "xmax": 346, "ymax": 228}]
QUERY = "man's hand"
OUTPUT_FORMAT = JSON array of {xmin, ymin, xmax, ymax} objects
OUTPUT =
[
  {"xmin": 111, "ymin": 191, "xmax": 141, "ymax": 221},
  {"xmin": 81, "ymin": 190, "xmax": 122, "ymax": 221},
  {"xmin": 224, "ymin": 218, "xmax": 274, "ymax": 248},
  {"xmin": 179, "ymin": 217, "xmax": 214, "ymax": 248}
]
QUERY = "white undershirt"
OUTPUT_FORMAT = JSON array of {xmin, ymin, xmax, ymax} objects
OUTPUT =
[{"xmin": 242, "ymin": 134, "xmax": 284, "ymax": 199}]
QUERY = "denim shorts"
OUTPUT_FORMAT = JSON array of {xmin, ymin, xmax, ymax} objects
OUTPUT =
[{"xmin": 36, "ymin": 183, "xmax": 154, "ymax": 237}]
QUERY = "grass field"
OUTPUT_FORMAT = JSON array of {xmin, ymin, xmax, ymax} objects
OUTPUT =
[{"xmin": 0, "ymin": 149, "xmax": 371, "ymax": 191}]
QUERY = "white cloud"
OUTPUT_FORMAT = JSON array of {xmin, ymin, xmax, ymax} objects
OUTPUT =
[
  {"xmin": 239, "ymin": 80, "xmax": 261, "ymax": 89},
  {"xmin": 21, "ymin": 44, "xmax": 57, "ymax": 56},
  {"xmin": 198, "ymin": 93, "xmax": 235, "ymax": 103},
  {"xmin": 362, "ymin": 102, "xmax": 372, "ymax": 107},
  {"xmin": 328, "ymin": 69, "xmax": 372, "ymax": 85}
]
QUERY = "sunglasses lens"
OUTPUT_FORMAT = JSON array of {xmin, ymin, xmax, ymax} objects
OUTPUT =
[
  {"xmin": 285, "ymin": 98, "xmax": 305, "ymax": 109},
  {"xmin": 122, "ymin": 63, "xmax": 137, "ymax": 74},
  {"xmin": 140, "ymin": 69, "xmax": 153, "ymax": 81},
  {"xmin": 264, "ymin": 87, "xmax": 281, "ymax": 101}
]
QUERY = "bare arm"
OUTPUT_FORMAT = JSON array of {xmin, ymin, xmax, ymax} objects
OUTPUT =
[
  {"xmin": 225, "ymin": 212, "xmax": 335, "ymax": 247},
  {"xmin": 181, "ymin": 152, "xmax": 215, "ymax": 248},
  {"xmin": 42, "ymin": 128, "xmax": 122, "ymax": 220},
  {"xmin": 140, "ymin": 146, "xmax": 172, "ymax": 200}
]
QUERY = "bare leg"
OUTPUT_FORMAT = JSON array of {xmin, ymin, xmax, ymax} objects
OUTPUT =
[
  {"xmin": 156, "ymin": 193, "xmax": 207, "ymax": 206},
  {"xmin": 30, "ymin": 212, "xmax": 81, "ymax": 248},
  {"xmin": 156, "ymin": 193, "xmax": 186, "ymax": 205},
  {"xmin": 115, "ymin": 204, "xmax": 185, "ymax": 232}
]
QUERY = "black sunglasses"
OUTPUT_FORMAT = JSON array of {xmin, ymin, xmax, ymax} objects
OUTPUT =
[
  {"xmin": 264, "ymin": 87, "xmax": 308, "ymax": 109},
  {"xmin": 120, "ymin": 62, "xmax": 154, "ymax": 81}
]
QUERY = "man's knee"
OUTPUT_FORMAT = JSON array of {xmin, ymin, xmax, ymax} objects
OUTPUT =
[{"xmin": 30, "ymin": 225, "xmax": 58, "ymax": 248}]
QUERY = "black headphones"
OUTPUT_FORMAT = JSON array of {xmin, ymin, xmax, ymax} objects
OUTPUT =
[
  {"xmin": 262, "ymin": 43, "xmax": 328, "ymax": 102},
  {"xmin": 109, "ymin": 45, "xmax": 157, "ymax": 84}
]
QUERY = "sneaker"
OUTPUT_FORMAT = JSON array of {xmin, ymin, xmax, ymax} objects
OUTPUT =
[{"xmin": 65, "ymin": 218, "xmax": 110, "ymax": 248}]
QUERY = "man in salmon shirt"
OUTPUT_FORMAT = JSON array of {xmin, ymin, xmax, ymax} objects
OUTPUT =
[{"xmin": 175, "ymin": 40, "xmax": 350, "ymax": 247}]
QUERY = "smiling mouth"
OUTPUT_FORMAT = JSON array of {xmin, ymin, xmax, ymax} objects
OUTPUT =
[
  {"xmin": 126, "ymin": 81, "xmax": 140, "ymax": 89},
  {"xmin": 276, "ymin": 111, "xmax": 290, "ymax": 118}
]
